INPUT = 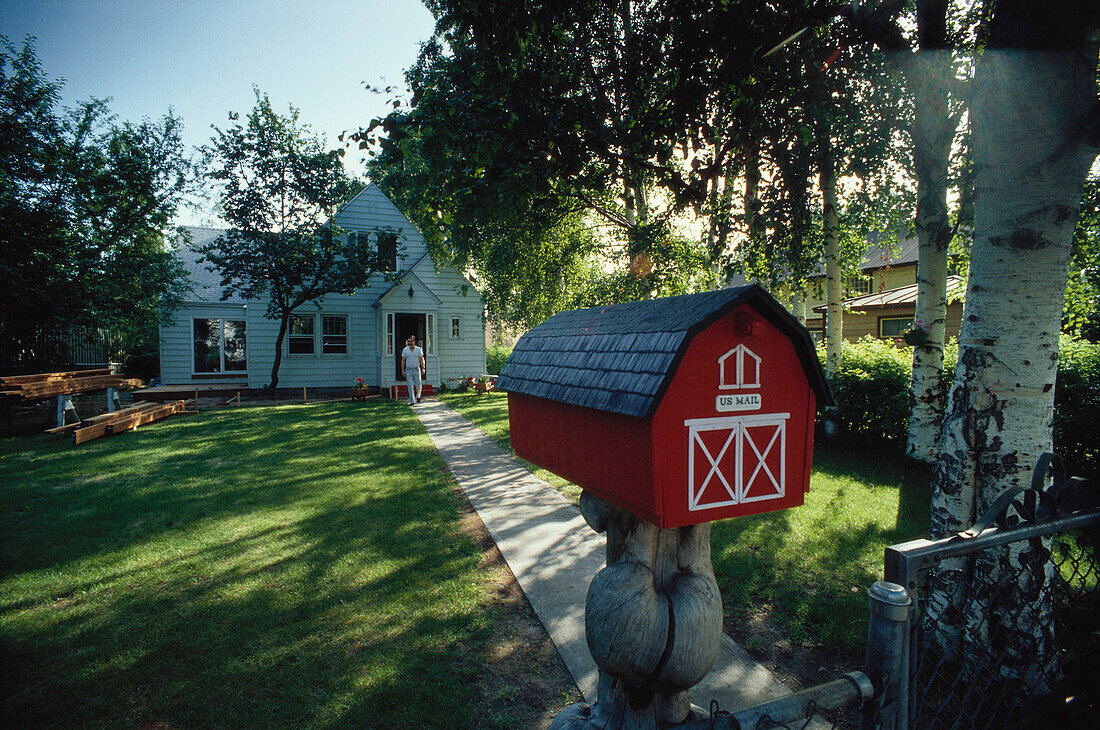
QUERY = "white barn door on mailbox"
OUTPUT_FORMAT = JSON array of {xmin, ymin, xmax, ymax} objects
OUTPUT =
[{"xmin": 683, "ymin": 413, "xmax": 789, "ymax": 512}]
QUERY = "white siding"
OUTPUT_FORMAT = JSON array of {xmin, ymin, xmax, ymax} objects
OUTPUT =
[
  {"xmin": 244, "ymin": 292, "xmax": 379, "ymax": 389},
  {"xmin": 160, "ymin": 184, "xmax": 486, "ymax": 388},
  {"xmin": 159, "ymin": 303, "xmax": 249, "ymax": 385},
  {"xmin": 332, "ymin": 184, "xmax": 428, "ymax": 273},
  {"xmin": 410, "ymin": 260, "xmax": 486, "ymax": 383}
]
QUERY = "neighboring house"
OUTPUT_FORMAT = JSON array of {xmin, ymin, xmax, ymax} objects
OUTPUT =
[
  {"xmin": 159, "ymin": 184, "xmax": 486, "ymax": 390},
  {"xmin": 811, "ymin": 275, "xmax": 966, "ymax": 341},
  {"xmin": 803, "ymin": 236, "xmax": 966, "ymax": 342}
]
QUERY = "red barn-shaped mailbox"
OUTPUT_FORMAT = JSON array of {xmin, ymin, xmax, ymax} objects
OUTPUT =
[{"xmin": 496, "ymin": 286, "xmax": 833, "ymax": 529}]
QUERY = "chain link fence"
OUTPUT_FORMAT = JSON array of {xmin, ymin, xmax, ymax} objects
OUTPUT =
[
  {"xmin": 906, "ymin": 532, "xmax": 1098, "ymax": 728},
  {"xmin": 883, "ymin": 454, "xmax": 1100, "ymax": 730}
]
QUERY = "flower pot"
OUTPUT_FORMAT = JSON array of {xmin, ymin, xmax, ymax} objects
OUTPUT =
[{"xmin": 903, "ymin": 329, "xmax": 929, "ymax": 346}]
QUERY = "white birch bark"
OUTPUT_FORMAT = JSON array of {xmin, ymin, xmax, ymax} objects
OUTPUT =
[
  {"xmin": 931, "ymin": 47, "xmax": 1097, "ymax": 540},
  {"xmin": 904, "ymin": 40, "xmax": 956, "ymax": 463},
  {"xmin": 822, "ymin": 169, "xmax": 843, "ymax": 377},
  {"xmin": 790, "ymin": 292, "xmax": 807, "ymax": 326},
  {"xmin": 928, "ymin": 19, "xmax": 1098, "ymax": 681}
]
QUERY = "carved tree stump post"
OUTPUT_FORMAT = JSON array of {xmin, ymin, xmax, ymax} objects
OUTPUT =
[{"xmin": 552, "ymin": 491, "xmax": 723, "ymax": 729}]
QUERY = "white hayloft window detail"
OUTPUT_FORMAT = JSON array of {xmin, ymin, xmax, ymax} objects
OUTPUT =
[{"xmin": 718, "ymin": 344, "xmax": 761, "ymax": 390}]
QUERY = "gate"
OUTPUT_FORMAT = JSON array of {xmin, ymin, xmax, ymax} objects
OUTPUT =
[{"xmin": 880, "ymin": 454, "xmax": 1099, "ymax": 729}]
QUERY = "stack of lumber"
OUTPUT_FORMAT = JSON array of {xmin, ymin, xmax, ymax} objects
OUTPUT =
[
  {"xmin": 0, "ymin": 369, "xmax": 142, "ymax": 401},
  {"xmin": 46, "ymin": 399, "xmax": 193, "ymax": 445}
]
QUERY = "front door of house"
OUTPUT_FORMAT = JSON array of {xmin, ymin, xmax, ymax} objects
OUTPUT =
[{"xmin": 394, "ymin": 312, "xmax": 427, "ymax": 379}]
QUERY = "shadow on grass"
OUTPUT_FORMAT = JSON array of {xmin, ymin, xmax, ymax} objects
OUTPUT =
[
  {"xmin": 710, "ymin": 443, "xmax": 934, "ymax": 654},
  {"xmin": 1, "ymin": 403, "xmax": 425, "ymax": 573},
  {"xmin": 1, "ymin": 401, "xmax": 503, "ymax": 728}
]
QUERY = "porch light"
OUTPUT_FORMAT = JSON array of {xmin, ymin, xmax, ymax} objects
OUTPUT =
[{"xmin": 408, "ymin": 286, "xmax": 414, "ymax": 297}]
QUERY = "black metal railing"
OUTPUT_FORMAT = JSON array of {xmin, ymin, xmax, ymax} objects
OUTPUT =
[{"xmin": 879, "ymin": 454, "xmax": 1100, "ymax": 730}]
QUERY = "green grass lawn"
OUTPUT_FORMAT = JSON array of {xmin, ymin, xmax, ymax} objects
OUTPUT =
[
  {"xmin": 0, "ymin": 400, "xmax": 521, "ymax": 728},
  {"xmin": 439, "ymin": 390, "xmax": 933, "ymax": 657}
]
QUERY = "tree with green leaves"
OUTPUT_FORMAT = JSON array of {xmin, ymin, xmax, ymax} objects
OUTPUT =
[
  {"xmin": 846, "ymin": 0, "xmax": 979, "ymax": 462},
  {"xmin": 1064, "ymin": 175, "xmax": 1100, "ymax": 341},
  {"xmin": 736, "ymin": 4, "xmax": 910, "ymax": 377},
  {"xmin": 199, "ymin": 90, "xmax": 377, "ymax": 391},
  {"xmin": 361, "ymin": 0, "xmax": 774, "ymax": 318},
  {"xmin": 0, "ymin": 37, "xmax": 192, "ymax": 374}
]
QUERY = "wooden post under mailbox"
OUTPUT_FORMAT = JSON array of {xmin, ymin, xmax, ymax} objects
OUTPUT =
[{"xmin": 497, "ymin": 286, "xmax": 833, "ymax": 729}]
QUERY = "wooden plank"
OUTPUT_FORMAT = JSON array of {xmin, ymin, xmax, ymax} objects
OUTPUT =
[
  {"xmin": 45, "ymin": 401, "xmax": 162, "ymax": 434},
  {"xmin": 72, "ymin": 400, "xmax": 185, "ymax": 445},
  {"xmin": 14, "ymin": 376, "xmax": 143, "ymax": 399},
  {"xmin": 16, "ymin": 375, "xmax": 135, "ymax": 393},
  {"xmin": 72, "ymin": 421, "xmax": 113, "ymax": 445},
  {"xmin": 0, "ymin": 368, "xmax": 110, "ymax": 385},
  {"xmin": 14, "ymin": 379, "xmax": 108, "ymax": 397},
  {"xmin": 86, "ymin": 400, "xmax": 161, "ymax": 420},
  {"xmin": 72, "ymin": 406, "xmax": 156, "ymax": 444},
  {"xmin": 105, "ymin": 401, "xmax": 185, "ymax": 436},
  {"xmin": 46, "ymin": 422, "xmax": 84, "ymax": 435},
  {"xmin": 50, "ymin": 418, "xmax": 90, "ymax": 436}
]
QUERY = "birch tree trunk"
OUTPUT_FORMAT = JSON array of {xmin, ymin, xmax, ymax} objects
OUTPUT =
[
  {"xmin": 928, "ymin": 0, "xmax": 1099, "ymax": 680},
  {"xmin": 904, "ymin": 1, "xmax": 956, "ymax": 463},
  {"xmin": 930, "ymin": 4, "xmax": 1098, "ymax": 545},
  {"xmin": 822, "ymin": 165, "xmax": 843, "ymax": 377}
]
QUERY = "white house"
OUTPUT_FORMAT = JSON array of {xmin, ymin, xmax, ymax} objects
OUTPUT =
[{"xmin": 158, "ymin": 184, "xmax": 487, "ymax": 391}]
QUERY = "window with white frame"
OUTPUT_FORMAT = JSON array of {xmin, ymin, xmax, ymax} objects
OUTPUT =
[
  {"xmin": 288, "ymin": 314, "xmax": 315, "ymax": 354},
  {"xmin": 450, "ymin": 317, "xmax": 461, "ymax": 339},
  {"xmin": 426, "ymin": 314, "xmax": 435, "ymax": 354},
  {"xmin": 386, "ymin": 313, "xmax": 394, "ymax": 355},
  {"xmin": 322, "ymin": 315, "xmax": 348, "ymax": 354},
  {"xmin": 193, "ymin": 318, "xmax": 247, "ymax": 373}
]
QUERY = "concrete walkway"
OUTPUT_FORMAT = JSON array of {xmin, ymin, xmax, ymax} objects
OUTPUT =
[{"xmin": 415, "ymin": 399, "xmax": 790, "ymax": 712}]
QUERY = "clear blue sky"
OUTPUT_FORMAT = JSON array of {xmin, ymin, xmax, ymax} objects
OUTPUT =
[{"xmin": 0, "ymin": 0, "xmax": 437, "ymax": 223}]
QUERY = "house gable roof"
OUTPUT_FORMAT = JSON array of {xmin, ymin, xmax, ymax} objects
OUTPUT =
[
  {"xmin": 858, "ymin": 234, "xmax": 919, "ymax": 272},
  {"xmin": 176, "ymin": 187, "xmax": 479, "ymax": 309},
  {"xmin": 496, "ymin": 285, "xmax": 833, "ymax": 419},
  {"xmin": 331, "ymin": 183, "xmax": 422, "ymax": 236},
  {"xmin": 374, "ymin": 266, "xmax": 442, "ymax": 308},
  {"xmin": 175, "ymin": 227, "xmax": 246, "ymax": 304},
  {"xmin": 804, "ymin": 235, "xmax": 920, "ymax": 279}
]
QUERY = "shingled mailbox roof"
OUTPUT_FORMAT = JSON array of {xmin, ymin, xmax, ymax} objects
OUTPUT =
[{"xmin": 496, "ymin": 285, "xmax": 833, "ymax": 419}]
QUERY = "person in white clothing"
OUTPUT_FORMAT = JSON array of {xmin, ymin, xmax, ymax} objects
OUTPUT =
[{"xmin": 401, "ymin": 334, "xmax": 426, "ymax": 404}]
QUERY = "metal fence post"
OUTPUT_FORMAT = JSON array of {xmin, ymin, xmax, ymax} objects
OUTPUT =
[{"xmin": 861, "ymin": 581, "xmax": 911, "ymax": 730}]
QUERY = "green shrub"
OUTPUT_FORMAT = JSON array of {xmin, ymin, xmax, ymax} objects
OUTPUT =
[
  {"xmin": 817, "ymin": 334, "xmax": 1098, "ymax": 478},
  {"xmin": 819, "ymin": 337, "xmax": 913, "ymax": 447},
  {"xmin": 1055, "ymin": 336, "xmax": 1100, "ymax": 479},
  {"xmin": 486, "ymin": 344, "xmax": 513, "ymax": 375}
]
